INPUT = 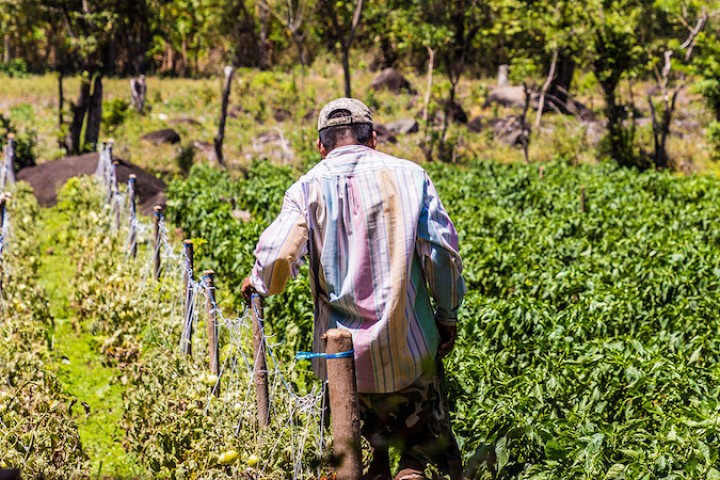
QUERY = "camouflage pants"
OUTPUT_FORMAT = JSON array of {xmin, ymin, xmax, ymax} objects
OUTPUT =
[{"xmin": 358, "ymin": 361, "xmax": 462, "ymax": 479}]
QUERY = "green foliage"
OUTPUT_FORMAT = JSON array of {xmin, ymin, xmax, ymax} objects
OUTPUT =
[
  {"xmin": 168, "ymin": 159, "xmax": 720, "ymax": 478},
  {"xmin": 0, "ymin": 113, "xmax": 37, "ymax": 169},
  {"xmin": 0, "ymin": 59, "xmax": 29, "ymax": 77},
  {"xmin": 102, "ymin": 97, "xmax": 131, "ymax": 132},
  {"xmin": 698, "ymin": 78, "xmax": 720, "ymax": 118},
  {"xmin": 706, "ymin": 121, "xmax": 720, "ymax": 162},
  {"xmin": 0, "ymin": 184, "xmax": 89, "ymax": 476},
  {"xmin": 175, "ymin": 144, "xmax": 196, "ymax": 175}
]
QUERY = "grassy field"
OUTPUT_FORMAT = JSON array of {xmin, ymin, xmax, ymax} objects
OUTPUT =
[{"xmin": 1, "ymin": 58, "xmax": 717, "ymax": 177}]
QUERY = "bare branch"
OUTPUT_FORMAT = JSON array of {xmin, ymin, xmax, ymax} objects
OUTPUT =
[
  {"xmin": 680, "ymin": 9, "xmax": 708, "ymax": 62},
  {"xmin": 535, "ymin": 49, "xmax": 559, "ymax": 128},
  {"xmin": 345, "ymin": 0, "xmax": 364, "ymax": 50}
]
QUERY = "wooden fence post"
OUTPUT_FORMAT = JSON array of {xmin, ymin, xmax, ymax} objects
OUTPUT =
[
  {"xmin": 204, "ymin": 270, "xmax": 219, "ymax": 396},
  {"xmin": 251, "ymin": 294, "xmax": 270, "ymax": 428},
  {"xmin": 325, "ymin": 329, "xmax": 362, "ymax": 479},
  {"xmin": 153, "ymin": 206, "xmax": 163, "ymax": 280},
  {"xmin": 214, "ymin": 65, "xmax": 235, "ymax": 168},
  {"xmin": 3, "ymin": 133, "xmax": 16, "ymax": 189},
  {"xmin": 128, "ymin": 175, "xmax": 137, "ymax": 258},
  {"xmin": 111, "ymin": 160, "xmax": 120, "ymax": 231},
  {"xmin": 181, "ymin": 240, "xmax": 195, "ymax": 355},
  {"xmin": 0, "ymin": 193, "xmax": 6, "ymax": 298}
]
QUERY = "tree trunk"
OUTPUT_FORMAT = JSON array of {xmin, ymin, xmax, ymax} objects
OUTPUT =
[
  {"xmin": 180, "ymin": 37, "xmax": 189, "ymax": 76},
  {"xmin": 66, "ymin": 77, "xmax": 92, "ymax": 155},
  {"xmin": 342, "ymin": 47, "xmax": 352, "ymax": 97},
  {"xmin": 3, "ymin": 34, "xmax": 10, "ymax": 64},
  {"xmin": 214, "ymin": 66, "xmax": 235, "ymax": 168},
  {"xmin": 601, "ymin": 83, "xmax": 637, "ymax": 168},
  {"xmin": 421, "ymin": 47, "xmax": 435, "ymax": 162},
  {"xmin": 536, "ymin": 50, "xmax": 559, "ymax": 127},
  {"xmin": 258, "ymin": 2, "xmax": 271, "ymax": 70},
  {"xmin": 58, "ymin": 72, "xmax": 65, "ymax": 149},
  {"xmin": 546, "ymin": 53, "xmax": 575, "ymax": 113},
  {"xmin": 84, "ymin": 74, "xmax": 103, "ymax": 149}
]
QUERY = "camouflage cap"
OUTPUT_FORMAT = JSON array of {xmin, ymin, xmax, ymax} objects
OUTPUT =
[{"xmin": 317, "ymin": 97, "xmax": 373, "ymax": 131}]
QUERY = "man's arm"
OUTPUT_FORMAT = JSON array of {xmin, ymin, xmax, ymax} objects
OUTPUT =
[
  {"xmin": 416, "ymin": 173, "xmax": 466, "ymax": 355},
  {"xmin": 242, "ymin": 190, "xmax": 308, "ymax": 299}
]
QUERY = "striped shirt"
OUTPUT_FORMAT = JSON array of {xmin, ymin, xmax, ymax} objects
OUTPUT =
[{"xmin": 250, "ymin": 144, "xmax": 465, "ymax": 393}]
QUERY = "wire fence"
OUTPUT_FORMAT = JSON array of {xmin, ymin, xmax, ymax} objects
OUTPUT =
[
  {"xmin": 0, "ymin": 135, "xmax": 16, "ymax": 304},
  {"xmin": 94, "ymin": 143, "xmax": 329, "ymax": 477}
]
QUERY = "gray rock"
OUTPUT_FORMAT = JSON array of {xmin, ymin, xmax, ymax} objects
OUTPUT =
[
  {"xmin": 467, "ymin": 116, "xmax": 483, "ymax": 133},
  {"xmin": 371, "ymin": 68, "xmax": 416, "ymax": 94},
  {"xmin": 252, "ymin": 128, "xmax": 294, "ymax": 163},
  {"xmin": 141, "ymin": 128, "xmax": 181, "ymax": 144},
  {"xmin": 434, "ymin": 100, "xmax": 468, "ymax": 125},
  {"xmin": 493, "ymin": 116, "xmax": 530, "ymax": 147},
  {"xmin": 387, "ymin": 118, "xmax": 419, "ymax": 134},
  {"xmin": 484, "ymin": 86, "xmax": 533, "ymax": 109},
  {"xmin": 273, "ymin": 108, "xmax": 292, "ymax": 122},
  {"xmin": 373, "ymin": 124, "xmax": 398, "ymax": 144}
]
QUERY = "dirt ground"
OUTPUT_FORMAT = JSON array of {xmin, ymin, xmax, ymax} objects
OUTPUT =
[{"xmin": 17, "ymin": 153, "xmax": 166, "ymax": 214}]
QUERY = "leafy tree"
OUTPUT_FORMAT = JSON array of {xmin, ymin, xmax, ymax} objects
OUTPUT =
[
  {"xmin": 579, "ymin": 0, "xmax": 655, "ymax": 168},
  {"xmin": 316, "ymin": 0, "xmax": 364, "ymax": 97}
]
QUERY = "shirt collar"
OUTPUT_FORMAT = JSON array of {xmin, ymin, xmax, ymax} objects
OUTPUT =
[{"xmin": 324, "ymin": 144, "xmax": 373, "ymax": 160}]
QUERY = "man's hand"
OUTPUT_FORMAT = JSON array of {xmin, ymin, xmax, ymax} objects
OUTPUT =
[
  {"xmin": 240, "ymin": 276, "xmax": 255, "ymax": 301},
  {"xmin": 436, "ymin": 319, "xmax": 457, "ymax": 358}
]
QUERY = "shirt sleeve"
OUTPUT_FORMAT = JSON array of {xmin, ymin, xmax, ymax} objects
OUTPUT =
[
  {"xmin": 416, "ymin": 173, "xmax": 466, "ymax": 322},
  {"xmin": 250, "ymin": 189, "xmax": 308, "ymax": 297}
]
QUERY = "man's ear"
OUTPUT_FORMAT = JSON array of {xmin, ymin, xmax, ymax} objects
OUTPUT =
[
  {"xmin": 369, "ymin": 131, "xmax": 378, "ymax": 149},
  {"xmin": 316, "ymin": 138, "xmax": 327, "ymax": 158}
]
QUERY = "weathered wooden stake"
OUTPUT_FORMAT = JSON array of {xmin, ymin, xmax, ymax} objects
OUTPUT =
[
  {"xmin": 214, "ymin": 65, "xmax": 235, "ymax": 168},
  {"xmin": 3, "ymin": 133, "xmax": 16, "ymax": 189},
  {"xmin": 580, "ymin": 186, "xmax": 586, "ymax": 213},
  {"xmin": 0, "ymin": 193, "xmax": 6, "ymax": 230},
  {"xmin": 251, "ymin": 294, "xmax": 270, "ymax": 428},
  {"xmin": 204, "ymin": 270, "xmax": 219, "ymax": 396},
  {"xmin": 181, "ymin": 240, "xmax": 195, "ymax": 355},
  {"xmin": 325, "ymin": 329, "xmax": 362, "ymax": 479},
  {"xmin": 0, "ymin": 193, "xmax": 7, "ymax": 298},
  {"xmin": 111, "ymin": 161, "xmax": 120, "ymax": 231},
  {"xmin": 539, "ymin": 165, "xmax": 545, "ymax": 180},
  {"xmin": 130, "ymin": 75, "xmax": 147, "ymax": 113},
  {"xmin": 153, "ymin": 206, "xmax": 163, "ymax": 280},
  {"xmin": 128, "ymin": 175, "xmax": 137, "ymax": 258}
]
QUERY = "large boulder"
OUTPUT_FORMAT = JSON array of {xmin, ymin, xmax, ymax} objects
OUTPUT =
[
  {"xmin": 141, "ymin": 128, "xmax": 181, "ymax": 145},
  {"xmin": 370, "ymin": 68, "xmax": 416, "ymax": 94},
  {"xmin": 387, "ymin": 118, "xmax": 419, "ymax": 135},
  {"xmin": 252, "ymin": 129, "xmax": 294, "ymax": 163},
  {"xmin": 434, "ymin": 100, "xmax": 468, "ymax": 125},
  {"xmin": 467, "ymin": 116, "xmax": 484, "ymax": 133},
  {"xmin": 484, "ymin": 86, "xmax": 533, "ymax": 109},
  {"xmin": 493, "ymin": 116, "xmax": 530, "ymax": 147},
  {"xmin": 16, "ymin": 153, "xmax": 166, "ymax": 214},
  {"xmin": 373, "ymin": 124, "xmax": 398, "ymax": 144},
  {"xmin": 273, "ymin": 108, "xmax": 292, "ymax": 122}
]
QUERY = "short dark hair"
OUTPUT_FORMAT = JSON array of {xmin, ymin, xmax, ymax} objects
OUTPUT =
[{"xmin": 319, "ymin": 109, "xmax": 373, "ymax": 151}]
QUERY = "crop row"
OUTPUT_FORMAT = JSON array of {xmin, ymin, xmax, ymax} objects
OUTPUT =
[
  {"xmin": 167, "ymin": 159, "xmax": 720, "ymax": 478},
  {"xmin": 0, "ymin": 185, "xmax": 89, "ymax": 477}
]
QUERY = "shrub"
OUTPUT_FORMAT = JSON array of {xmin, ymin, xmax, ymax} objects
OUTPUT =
[{"xmin": 102, "ymin": 97, "xmax": 131, "ymax": 132}]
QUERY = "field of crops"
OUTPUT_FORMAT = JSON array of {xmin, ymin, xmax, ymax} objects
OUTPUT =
[
  {"xmin": 168, "ymin": 159, "xmax": 720, "ymax": 479},
  {"xmin": 2, "ymin": 155, "xmax": 720, "ymax": 479}
]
